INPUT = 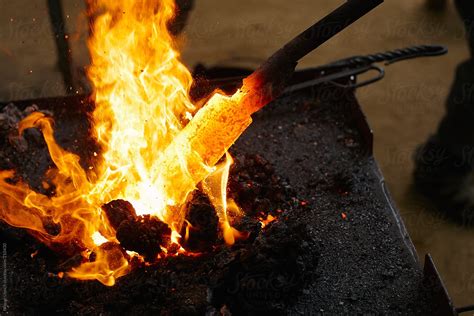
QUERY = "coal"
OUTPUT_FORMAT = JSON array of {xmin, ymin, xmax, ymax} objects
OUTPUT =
[
  {"xmin": 232, "ymin": 215, "xmax": 262, "ymax": 244},
  {"xmin": 103, "ymin": 200, "xmax": 171, "ymax": 260},
  {"xmin": 0, "ymin": 84, "xmax": 439, "ymax": 314},
  {"xmin": 0, "ymin": 220, "xmax": 32, "ymax": 251},
  {"xmin": 0, "ymin": 103, "xmax": 29, "ymax": 129},
  {"xmin": 116, "ymin": 214, "xmax": 172, "ymax": 261},
  {"xmin": 102, "ymin": 199, "xmax": 138, "ymax": 230},
  {"xmin": 180, "ymin": 191, "xmax": 219, "ymax": 252},
  {"xmin": 55, "ymin": 253, "xmax": 84, "ymax": 272},
  {"xmin": 0, "ymin": 103, "xmax": 49, "ymax": 135},
  {"xmin": 91, "ymin": 242, "xmax": 128, "ymax": 266},
  {"xmin": 209, "ymin": 219, "xmax": 318, "ymax": 314},
  {"xmin": 42, "ymin": 216, "xmax": 61, "ymax": 236},
  {"xmin": 0, "ymin": 104, "xmax": 55, "ymax": 193},
  {"xmin": 1, "ymin": 103, "xmax": 44, "ymax": 153},
  {"xmin": 229, "ymin": 154, "xmax": 289, "ymax": 217}
]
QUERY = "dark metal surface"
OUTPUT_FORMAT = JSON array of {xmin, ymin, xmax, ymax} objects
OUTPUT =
[{"xmin": 423, "ymin": 254, "xmax": 458, "ymax": 316}]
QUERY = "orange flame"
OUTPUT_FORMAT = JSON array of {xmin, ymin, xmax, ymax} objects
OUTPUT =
[
  {"xmin": 0, "ymin": 0, "xmax": 261, "ymax": 285},
  {"xmin": 259, "ymin": 214, "xmax": 277, "ymax": 228},
  {"xmin": 87, "ymin": 0, "xmax": 197, "ymax": 223},
  {"xmin": 203, "ymin": 153, "xmax": 248, "ymax": 245}
]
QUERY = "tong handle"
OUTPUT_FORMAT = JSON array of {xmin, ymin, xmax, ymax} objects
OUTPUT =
[
  {"xmin": 336, "ymin": 44, "xmax": 448, "ymax": 68},
  {"xmin": 284, "ymin": 44, "xmax": 449, "ymax": 92}
]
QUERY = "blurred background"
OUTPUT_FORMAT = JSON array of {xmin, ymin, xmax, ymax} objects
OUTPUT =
[{"xmin": 0, "ymin": 0, "xmax": 472, "ymax": 305}]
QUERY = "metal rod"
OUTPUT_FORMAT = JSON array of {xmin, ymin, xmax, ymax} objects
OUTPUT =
[
  {"xmin": 267, "ymin": 0, "xmax": 384, "ymax": 66},
  {"xmin": 243, "ymin": 0, "xmax": 384, "ymax": 107}
]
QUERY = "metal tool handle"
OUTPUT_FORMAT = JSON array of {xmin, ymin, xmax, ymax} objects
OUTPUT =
[
  {"xmin": 263, "ymin": 0, "xmax": 385, "ymax": 67},
  {"xmin": 243, "ymin": 0, "xmax": 384, "ymax": 106},
  {"xmin": 284, "ymin": 44, "xmax": 448, "ymax": 92},
  {"xmin": 337, "ymin": 44, "xmax": 448, "ymax": 88},
  {"xmin": 334, "ymin": 44, "xmax": 448, "ymax": 68}
]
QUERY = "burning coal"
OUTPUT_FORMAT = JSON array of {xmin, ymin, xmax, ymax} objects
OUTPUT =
[
  {"xmin": 0, "ymin": 0, "xmax": 382, "ymax": 286},
  {"xmin": 0, "ymin": 0, "xmax": 258, "ymax": 285}
]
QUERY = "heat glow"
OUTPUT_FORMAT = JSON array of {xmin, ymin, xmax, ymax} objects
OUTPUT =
[{"xmin": 0, "ymin": 0, "xmax": 257, "ymax": 285}]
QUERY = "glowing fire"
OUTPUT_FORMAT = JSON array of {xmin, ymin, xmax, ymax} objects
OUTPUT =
[{"xmin": 0, "ymin": 0, "xmax": 267, "ymax": 286}]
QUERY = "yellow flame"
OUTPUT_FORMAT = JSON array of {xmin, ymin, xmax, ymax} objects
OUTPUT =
[
  {"xmin": 92, "ymin": 231, "xmax": 108, "ymax": 246},
  {"xmin": 0, "ymin": 0, "xmax": 256, "ymax": 285},
  {"xmin": 68, "ymin": 244, "xmax": 130, "ymax": 286},
  {"xmin": 203, "ymin": 153, "xmax": 247, "ymax": 245}
]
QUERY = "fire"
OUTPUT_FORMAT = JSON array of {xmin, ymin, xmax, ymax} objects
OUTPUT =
[
  {"xmin": 0, "ymin": 0, "xmax": 262, "ymax": 286},
  {"xmin": 259, "ymin": 214, "xmax": 277, "ymax": 228},
  {"xmin": 203, "ymin": 153, "xmax": 249, "ymax": 245},
  {"xmin": 86, "ymin": 0, "xmax": 196, "ymax": 222}
]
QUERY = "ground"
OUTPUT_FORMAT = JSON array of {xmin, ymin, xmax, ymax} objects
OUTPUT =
[{"xmin": 0, "ymin": 0, "xmax": 472, "ymax": 307}]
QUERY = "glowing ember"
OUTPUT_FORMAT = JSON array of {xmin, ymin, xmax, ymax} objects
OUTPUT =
[
  {"xmin": 0, "ymin": 0, "xmax": 261, "ymax": 286},
  {"xmin": 259, "ymin": 214, "xmax": 277, "ymax": 228}
]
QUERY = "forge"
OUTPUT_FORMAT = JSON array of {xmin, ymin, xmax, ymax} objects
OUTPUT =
[
  {"xmin": 0, "ymin": 66, "xmax": 456, "ymax": 315},
  {"xmin": 0, "ymin": 0, "xmax": 462, "ymax": 315}
]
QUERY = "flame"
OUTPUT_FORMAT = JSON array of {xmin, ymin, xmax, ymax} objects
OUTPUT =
[
  {"xmin": 259, "ymin": 214, "xmax": 277, "ymax": 228},
  {"xmin": 203, "ymin": 153, "xmax": 248, "ymax": 245},
  {"xmin": 92, "ymin": 231, "xmax": 108, "ymax": 246},
  {"xmin": 87, "ymin": 0, "xmax": 197, "ymax": 222},
  {"xmin": 0, "ymin": 0, "xmax": 261, "ymax": 286}
]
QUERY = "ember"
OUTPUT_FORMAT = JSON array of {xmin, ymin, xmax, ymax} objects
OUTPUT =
[
  {"xmin": 0, "ymin": 0, "xmax": 251, "ymax": 285},
  {"xmin": 1, "ymin": 71, "xmax": 439, "ymax": 315},
  {"xmin": 0, "ymin": 0, "xmax": 383, "ymax": 289}
]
